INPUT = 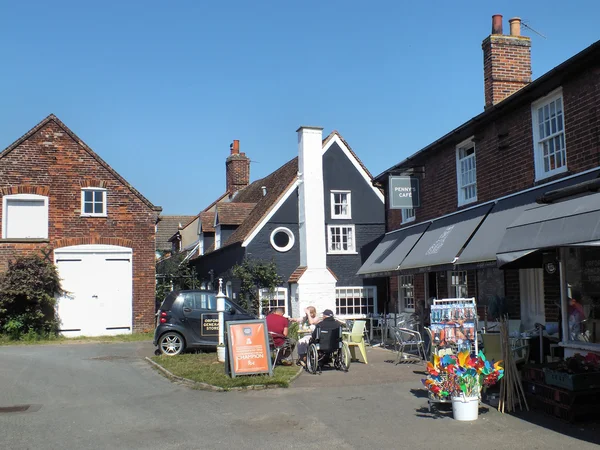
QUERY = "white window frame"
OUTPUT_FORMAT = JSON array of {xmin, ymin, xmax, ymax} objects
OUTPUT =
[
  {"xmin": 398, "ymin": 275, "xmax": 415, "ymax": 312},
  {"xmin": 199, "ymin": 233, "xmax": 204, "ymax": 256},
  {"xmin": 80, "ymin": 187, "xmax": 107, "ymax": 217},
  {"xmin": 215, "ymin": 224, "xmax": 221, "ymax": 250},
  {"xmin": 2, "ymin": 194, "xmax": 49, "ymax": 239},
  {"xmin": 270, "ymin": 227, "xmax": 295, "ymax": 252},
  {"xmin": 226, "ymin": 281, "xmax": 233, "ymax": 299},
  {"xmin": 259, "ymin": 287, "xmax": 288, "ymax": 317},
  {"xmin": 456, "ymin": 137, "xmax": 477, "ymax": 206},
  {"xmin": 448, "ymin": 270, "xmax": 468, "ymax": 298},
  {"xmin": 327, "ymin": 225, "xmax": 356, "ymax": 254},
  {"xmin": 401, "ymin": 208, "xmax": 415, "ymax": 224},
  {"xmin": 330, "ymin": 190, "xmax": 352, "ymax": 219},
  {"xmin": 335, "ymin": 286, "xmax": 377, "ymax": 317},
  {"xmin": 532, "ymin": 88, "xmax": 567, "ymax": 181}
]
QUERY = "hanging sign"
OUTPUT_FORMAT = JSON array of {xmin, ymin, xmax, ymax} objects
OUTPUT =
[
  {"xmin": 389, "ymin": 176, "xmax": 420, "ymax": 209},
  {"xmin": 226, "ymin": 319, "xmax": 273, "ymax": 377}
]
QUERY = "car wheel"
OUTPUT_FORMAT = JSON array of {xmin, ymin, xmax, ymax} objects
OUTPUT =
[{"xmin": 158, "ymin": 332, "xmax": 185, "ymax": 356}]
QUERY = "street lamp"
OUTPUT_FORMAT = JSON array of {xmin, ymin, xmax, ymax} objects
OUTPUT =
[{"xmin": 216, "ymin": 277, "xmax": 227, "ymax": 362}]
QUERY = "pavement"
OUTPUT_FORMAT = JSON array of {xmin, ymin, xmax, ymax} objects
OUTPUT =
[{"xmin": 0, "ymin": 340, "xmax": 599, "ymax": 450}]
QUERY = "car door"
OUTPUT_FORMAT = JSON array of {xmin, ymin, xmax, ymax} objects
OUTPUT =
[
  {"xmin": 181, "ymin": 292, "xmax": 205, "ymax": 345},
  {"xmin": 197, "ymin": 291, "xmax": 219, "ymax": 345}
]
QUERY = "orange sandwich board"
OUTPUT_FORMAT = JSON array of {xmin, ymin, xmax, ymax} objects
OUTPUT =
[{"xmin": 226, "ymin": 319, "xmax": 273, "ymax": 377}]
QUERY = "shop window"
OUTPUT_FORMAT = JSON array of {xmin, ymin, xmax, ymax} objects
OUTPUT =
[
  {"xmin": 449, "ymin": 271, "xmax": 468, "ymax": 298},
  {"xmin": 399, "ymin": 275, "xmax": 415, "ymax": 311},
  {"xmin": 335, "ymin": 287, "xmax": 376, "ymax": 316},
  {"xmin": 565, "ymin": 248, "xmax": 599, "ymax": 344},
  {"xmin": 532, "ymin": 88, "xmax": 567, "ymax": 180}
]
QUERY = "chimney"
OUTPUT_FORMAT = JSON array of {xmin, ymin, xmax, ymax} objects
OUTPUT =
[
  {"xmin": 225, "ymin": 139, "xmax": 250, "ymax": 194},
  {"xmin": 482, "ymin": 15, "xmax": 531, "ymax": 108}
]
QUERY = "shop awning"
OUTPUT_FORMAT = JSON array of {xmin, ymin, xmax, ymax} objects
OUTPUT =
[
  {"xmin": 497, "ymin": 191, "xmax": 600, "ymax": 266},
  {"xmin": 398, "ymin": 203, "xmax": 493, "ymax": 273},
  {"xmin": 357, "ymin": 222, "xmax": 430, "ymax": 277}
]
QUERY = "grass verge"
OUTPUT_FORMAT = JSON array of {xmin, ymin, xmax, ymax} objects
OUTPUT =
[
  {"xmin": 0, "ymin": 332, "xmax": 154, "ymax": 346},
  {"xmin": 151, "ymin": 353, "xmax": 299, "ymax": 390}
]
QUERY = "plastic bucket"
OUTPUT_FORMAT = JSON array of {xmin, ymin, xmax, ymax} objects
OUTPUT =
[{"xmin": 451, "ymin": 395, "xmax": 479, "ymax": 421}]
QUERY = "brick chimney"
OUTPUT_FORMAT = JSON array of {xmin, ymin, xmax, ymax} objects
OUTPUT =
[
  {"xmin": 225, "ymin": 139, "xmax": 250, "ymax": 194},
  {"xmin": 482, "ymin": 15, "xmax": 531, "ymax": 108}
]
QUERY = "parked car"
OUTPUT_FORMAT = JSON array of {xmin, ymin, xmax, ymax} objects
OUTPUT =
[{"xmin": 154, "ymin": 289, "xmax": 255, "ymax": 356}]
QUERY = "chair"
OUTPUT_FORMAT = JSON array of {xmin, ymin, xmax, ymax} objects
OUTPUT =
[
  {"xmin": 268, "ymin": 332, "xmax": 294, "ymax": 366},
  {"xmin": 306, "ymin": 326, "xmax": 350, "ymax": 374},
  {"xmin": 393, "ymin": 327, "xmax": 426, "ymax": 364},
  {"xmin": 342, "ymin": 320, "xmax": 368, "ymax": 364}
]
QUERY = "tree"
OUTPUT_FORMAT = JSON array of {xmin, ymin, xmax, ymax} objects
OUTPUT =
[
  {"xmin": 0, "ymin": 254, "xmax": 64, "ymax": 339},
  {"xmin": 155, "ymin": 252, "xmax": 198, "ymax": 309},
  {"xmin": 232, "ymin": 258, "xmax": 282, "ymax": 314}
]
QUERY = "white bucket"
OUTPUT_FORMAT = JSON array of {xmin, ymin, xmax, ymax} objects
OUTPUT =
[
  {"xmin": 451, "ymin": 395, "xmax": 479, "ymax": 421},
  {"xmin": 217, "ymin": 346, "xmax": 226, "ymax": 362}
]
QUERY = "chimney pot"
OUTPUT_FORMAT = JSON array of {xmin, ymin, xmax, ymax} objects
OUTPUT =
[
  {"xmin": 231, "ymin": 139, "xmax": 240, "ymax": 155},
  {"xmin": 509, "ymin": 17, "xmax": 521, "ymax": 36},
  {"xmin": 492, "ymin": 14, "xmax": 503, "ymax": 35}
]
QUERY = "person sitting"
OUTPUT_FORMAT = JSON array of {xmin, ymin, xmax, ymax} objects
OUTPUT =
[
  {"xmin": 312, "ymin": 309, "xmax": 341, "ymax": 340},
  {"xmin": 266, "ymin": 307, "xmax": 294, "ymax": 365},
  {"xmin": 293, "ymin": 306, "xmax": 320, "ymax": 366}
]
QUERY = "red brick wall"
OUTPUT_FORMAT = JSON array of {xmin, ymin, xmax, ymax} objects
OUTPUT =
[
  {"xmin": 225, "ymin": 141, "xmax": 250, "ymax": 194},
  {"xmin": 0, "ymin": 119, "xmax": 159, "ymax": 332},
  {"xmin": 387, "ymin": 64, "xmax": 600, "ymax": 232}
]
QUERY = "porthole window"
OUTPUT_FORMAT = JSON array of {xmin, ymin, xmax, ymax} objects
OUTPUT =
[{"xmin": 270, "ymin": 227, "xmax": 295, "ymax": 252}]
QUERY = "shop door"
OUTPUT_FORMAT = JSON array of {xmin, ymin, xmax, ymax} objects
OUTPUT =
[{"xmin": 519, "ymin": 268, "xmax": 545, "ymax": 330}]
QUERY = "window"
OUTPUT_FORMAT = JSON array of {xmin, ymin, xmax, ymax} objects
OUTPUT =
[
  {"xmin": 270, "ymin": 227, "xmax": 295, "ymax": 252},
  {"xmin": 402, "ymin": 208, "xmax": 415, "ymax": 224},
  {"xmin": 532, "ymin": 89, "xmax": 567, "ymax": 180},
  {"xmin": 449, "ymin": 271, "xmax": 468, "ymax": 298},
  {"xmin": 81, "ymin": 188, "xmax": 107, "ymax": 217},
  {"xmin": 226, "ymin": 281, "xmax": 232, "ymax": 299},
  {"xmin": 199, "ymin": 234, "xmax": 204, "ymax": 256},
  {"xmin": 2, "ymin": 194, "xmax": 49, "ymax": 239},
  {"xmin": 335, "ymin": 287, "xmax": 377, "ymax": 316},
  {"xmin": 215, "ymin": 225, "xmax": 221, "ymax": 249},
  {"xmin": 399, "ymin": 275, "xmax": 415, "ymax": 311},
  {"xmin": 328, "ymin": 225, "xmax": 355, "ymax": 253},
  {"xmin": 180, "ymin": 291, "xmax": 216, "ymax": 310},
  {"xmin": 456, "ymin": 138, "xmax": 477, "ymax": 205},
  {"xmin": 259, "ymin": 288, "xmax": 287, "ymax": 316},
  {"xmin": 330, "ymin": 191, "xmax": 351, "ymax": 219}
]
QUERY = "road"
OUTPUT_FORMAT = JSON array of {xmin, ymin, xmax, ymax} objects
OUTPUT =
[{"xmin": 0, "ymin": 342, "xmax": 598, "ymax": 450}]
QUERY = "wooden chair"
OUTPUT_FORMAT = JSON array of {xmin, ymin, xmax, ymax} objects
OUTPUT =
[{"xmin": 342, "ymin": 320, "xmax": 368, "ymax": 364}]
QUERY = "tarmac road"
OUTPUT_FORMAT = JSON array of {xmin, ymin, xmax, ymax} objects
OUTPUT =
[{"xmin": 0, "ymin": 342, "xmax": 597, "ymax": 450}]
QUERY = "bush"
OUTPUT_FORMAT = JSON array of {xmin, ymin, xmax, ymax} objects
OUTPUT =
[{"xmin": 0, "ymin": 254, "xmax": 63, "ymax": 340}]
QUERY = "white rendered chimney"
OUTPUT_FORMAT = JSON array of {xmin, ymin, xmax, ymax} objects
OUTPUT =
[{"xmin": 295, "ymin": 126, "xmax": 336, "ymax": 317}]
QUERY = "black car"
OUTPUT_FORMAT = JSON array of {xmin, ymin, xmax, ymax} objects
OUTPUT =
[{"xmin": 153, "ymin": 289, "xmax": 255, "ymax": 356}]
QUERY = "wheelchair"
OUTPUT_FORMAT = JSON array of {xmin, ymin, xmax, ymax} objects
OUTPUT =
[{"xmin": 306, "ymin": 325, "xmax": 351, "ymax": 374}]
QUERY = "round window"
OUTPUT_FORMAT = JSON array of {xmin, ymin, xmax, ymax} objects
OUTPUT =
[{"xmin": 270, "ymin": 227, "xmax": 295, "ymax": 252}]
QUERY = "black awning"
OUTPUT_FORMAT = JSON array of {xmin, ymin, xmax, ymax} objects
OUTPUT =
[
  {"xmin": 357, "ymin": 222, "xmax": 430, "ymax": 277},
  {"xmin": 497, "ymin": 191, "xmax": 600, "ymax": 266},
  {"xmin": 398, "ymin": 204, "xmax": 493, "ymax": 273}
]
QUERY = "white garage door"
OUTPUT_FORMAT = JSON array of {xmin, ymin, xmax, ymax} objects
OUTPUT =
[{"xmin": 55, "ymin": 245, "xmax": 133, "ymax": 337}]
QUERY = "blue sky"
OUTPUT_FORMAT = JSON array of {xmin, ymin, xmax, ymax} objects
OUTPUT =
[{"xmin": 0, "ymin": 0, "xmax": 598, "ymax": 215}]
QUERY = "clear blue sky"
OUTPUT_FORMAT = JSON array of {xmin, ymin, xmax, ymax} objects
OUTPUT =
[{"xmin": 1, "ymin": 1, "xmax": 598, "ymax": 215}]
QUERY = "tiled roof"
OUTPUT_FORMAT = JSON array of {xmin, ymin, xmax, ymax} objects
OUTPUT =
[
  {"xmin": 0, "ymin": 114, "xmax": 161, "ymax": 213},
  {"xmin": 288, "ymin": 266, "xmax": 338, "ymax": 283},
  {"xmin": 157, "ymin": 215, "xmax": 195, "ymax": 250},
  {"xmin": 224, "ymin": 157, "xmax": 298, "ymax": 246},
  {"xmin": 199, "ymin": 211, "xmax": 215, "ymax": 233},
  {"xmin": 216, "ymin": 203, "xmax": 256, "ymax": 225},
  {"xmin": 181, "ymin": 191, "xmax": 230, "ymax": 230}
]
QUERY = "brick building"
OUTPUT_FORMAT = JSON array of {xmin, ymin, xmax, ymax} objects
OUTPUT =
[
  {"xmin": 0, "ymin": 114, "xmax": 162, "ymax": 335},
  {"xmin": 360, "ymin": 16, "xmax": 600, "ymax": 356}
]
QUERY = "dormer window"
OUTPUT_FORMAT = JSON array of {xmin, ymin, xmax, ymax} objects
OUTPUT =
[
  {"xmin": 199, "ymin": 233, "xmax": 204, "ymax": 256},
  {"xmin": 81, "ymin": 188, "xmax": 107, "ymax": 217},
  {"xmin": 331, "ymin": 191, "xmax": 351, "ymax": 219},
  {"xmin": 215, "ymin": 225, "xmax": 221, "ymax": 249}
]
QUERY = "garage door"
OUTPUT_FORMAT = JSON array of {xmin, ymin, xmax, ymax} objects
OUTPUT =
[{"xmin": 55, "ymin": 244, "xmax": 133, "ymax": 337}]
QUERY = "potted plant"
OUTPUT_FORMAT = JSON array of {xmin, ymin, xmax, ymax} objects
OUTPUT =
[{"xmin": 422, "ymin": 351, "xmax": 504, "ymax": 421}]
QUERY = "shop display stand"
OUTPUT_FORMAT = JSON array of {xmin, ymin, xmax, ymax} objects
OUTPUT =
[{"xmin": 427, "ymin": 298, "xmax": 478, "ymax": 412}]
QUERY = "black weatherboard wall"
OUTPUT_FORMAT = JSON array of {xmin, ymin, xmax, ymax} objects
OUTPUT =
[
  {"xmin": 246, "ymin": 188, "xmax": 300, "ymax": 285},
  {"xmin": 323, "ymin": 142, "xmax": 386, "ymax": 293}
]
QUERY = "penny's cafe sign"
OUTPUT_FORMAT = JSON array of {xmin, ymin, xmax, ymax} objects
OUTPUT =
[{"xmin": 389, "ymin": 176, "xmax": 420, "ymax": 209}]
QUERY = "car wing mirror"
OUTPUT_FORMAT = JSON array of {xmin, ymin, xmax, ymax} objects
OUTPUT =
[{"xmin": 228, "ymin": 307, "xmax": 236, "ymax": 315}]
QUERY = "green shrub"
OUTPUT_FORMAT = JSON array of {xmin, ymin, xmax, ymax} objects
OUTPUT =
[{"xmin": 0, "ymin": 254, "xmax": 63, "ymax": 340}]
